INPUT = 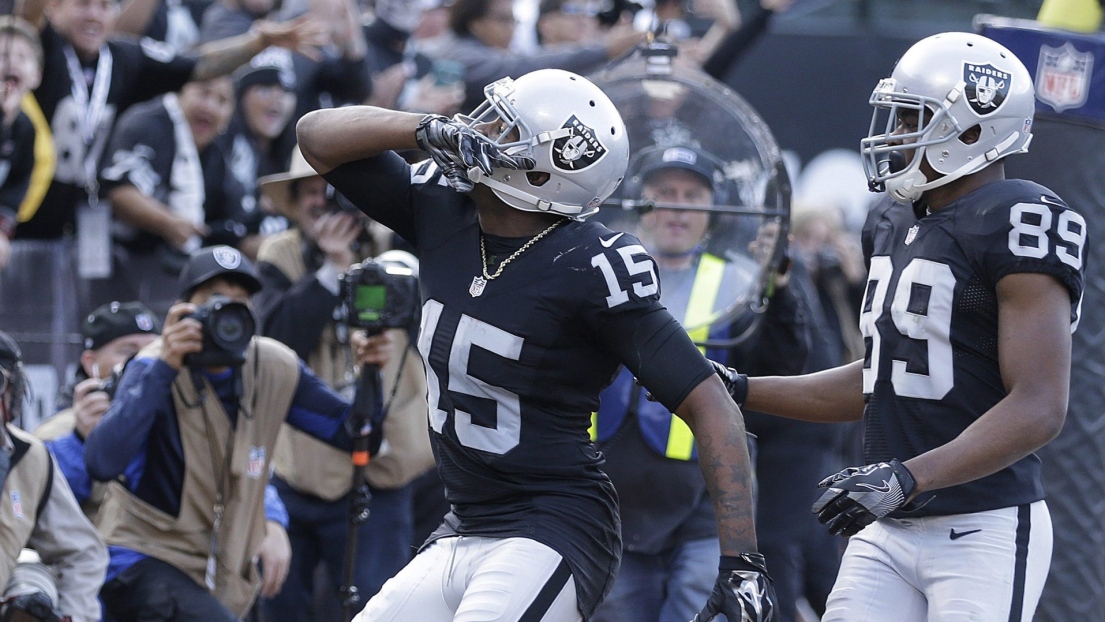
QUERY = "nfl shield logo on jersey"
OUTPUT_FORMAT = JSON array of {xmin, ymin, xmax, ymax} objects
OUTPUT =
[
  {"xmin": 552, "ymin": 115, "xmax": 607, "ymax": 171},
  {"xmin": 904, "ymin": 224, "xmax": 919, "ymax": 245},
  {"xmin": 963, "ymin": 62, "xmax": 1012, "ymax": 115},
  {"xmin": 1036, "ymin": 43, "xmax": 1093, "ymax": 113}
]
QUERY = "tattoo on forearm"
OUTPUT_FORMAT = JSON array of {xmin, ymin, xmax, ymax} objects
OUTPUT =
[{"xmin": 698, "ymin": 421, "xmax": 758, "ymax": 552}]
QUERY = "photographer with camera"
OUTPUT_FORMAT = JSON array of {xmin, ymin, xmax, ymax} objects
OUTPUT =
[
  {"xmin": 34, "ymin": 301, "xmax": 290, "ymax": 550},
  {"xmin": 254, "ymin": 147, "xmax": 433, "ymax": 619},
  {"xmin": 33, "ymin": 301, "xmax": 162, "ymax": 522},
  {"xmin": 83, "ymin": 245, "xmax": 387, "ymax": 621},
  {"xmin": 0, "ymin": 331, "xmax": 108, "ymax": 622}
]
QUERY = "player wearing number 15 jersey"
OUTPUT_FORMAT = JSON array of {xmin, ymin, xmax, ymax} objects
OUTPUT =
[
  {"xmin": 298, "ymin": 69, "xmax": 775, "ymax": 622},
  {"xmin": 718, "ymin": 32, "xmax": 1086, "ymax": 622}
]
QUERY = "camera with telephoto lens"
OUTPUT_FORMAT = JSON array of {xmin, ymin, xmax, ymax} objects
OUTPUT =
[
  {"xmin": 340, "ymin": 257, "xmax": 419, "ymax": 336},
  {"xmin": 182, "ymin": 294, "xmax": 256, "ymax": 368},
  {"xmin": 1, "ymin": 553, "xmax": 68, "ymax": 622}
]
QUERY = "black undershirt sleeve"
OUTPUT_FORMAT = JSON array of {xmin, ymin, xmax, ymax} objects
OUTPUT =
[
  {"xmin": 322, "ymin": 153, "xmax": 418, "ymax": 244},
  {"xmin": 595, "ymin": 303, "xmax": 714, "ymax": 414}
]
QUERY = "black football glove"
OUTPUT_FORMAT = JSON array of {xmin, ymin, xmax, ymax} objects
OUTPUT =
[
  {"xmin": 708, "ymin": 359, "xmax": 748, "ymax": 407},
  {"xmin": 692, "ymin": 553, "xmax": 777, "ymax": 622},
  {"xmin": 414, "ymin": 114, "xmax": 533, "ymax": 192},
  {"xmin": 811, "ymin": 459, "xmax": 917, "ymax": 537}
]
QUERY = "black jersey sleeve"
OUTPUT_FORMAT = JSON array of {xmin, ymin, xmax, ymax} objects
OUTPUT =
[
  {"xmin": 114, "ymin": 38, "xmax": 198, "ymax": 107},
  {"xmin": 971, "ymin": 188, "xmax": 1086, "ymax": 320},
  {"xmin": 580, "ymin": 230, "xmax": 713, "ymax": 411},
  {"xmin": 598, "ymin": 303, "xmax": 715, "ymax": 413},
  {"xmin": 322, "ymin": 153, "xmax": 419, "ymax": 244},
  {"xmin": 0, "ymin": 114, "xmax": 36, "ymax": 213},
  {"xmin": 99, "ymin": 103, "xmax": 174, "ymax": 198}
]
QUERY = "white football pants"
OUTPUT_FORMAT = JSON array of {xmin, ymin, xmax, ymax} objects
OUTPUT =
[
  {"xmin": 353, "ymin": 535, "xmax": 582, "ymax": 622},
  {"xmin": 823, "ymin": 500, "xmax": 1052, "ymax": 622}
]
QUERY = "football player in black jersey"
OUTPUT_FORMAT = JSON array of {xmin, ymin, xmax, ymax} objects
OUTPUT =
[
  {"xmin": 298, "ymin": 68, "xmax": 777, "ymax": 622},
  {"xmin": 714, "ymin": 32, "xmax": 1086, "ymax": 622}
]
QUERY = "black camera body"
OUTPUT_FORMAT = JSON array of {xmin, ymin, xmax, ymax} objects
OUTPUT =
[
  {"xmin": 182, "ymin": 295, "xmax": 256, "ymax": 368},
  {"xmin": 340, "ymin": 258, "xmax": 419, "ymax": 336}
]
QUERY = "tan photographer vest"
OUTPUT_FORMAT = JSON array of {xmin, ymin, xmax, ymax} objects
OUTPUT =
[
  {"xmin": 96, "ymin": 336, "xmax": 298, "ymax": 617},
  {"xmin": 0, "ymin": 426, "xmax": 52, "ymax": 589},
  {"xmin": 260, "ymin": 230, "xmax": 434, "ymax": 498}
]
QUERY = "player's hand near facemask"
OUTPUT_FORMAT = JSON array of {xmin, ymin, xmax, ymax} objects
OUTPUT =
[{"xmin": 415, "ymin": 115, "xmax": 534, "ymax": 192}]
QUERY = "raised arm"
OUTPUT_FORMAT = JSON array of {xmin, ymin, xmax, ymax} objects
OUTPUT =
[
  {"xmin": 297, "ymin": 106, "xmax": 422, "ymax": 174},
  {"xmin": 18, "ymin": 0, "xmax": 48, "ymax": 29},
  {"xmin": 115, "ymin": 0, "xmax": 162, "ymax": 37},
  {"xmin": 191, "ymin": 17, "xmax": 327, "ymax": 82}
]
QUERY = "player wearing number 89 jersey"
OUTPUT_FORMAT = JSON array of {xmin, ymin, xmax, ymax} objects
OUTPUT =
[
  {"xmin": 729, "ymin": 32, "xmax": 1086, "ymax": 622},
  {"xmin": 860, "ymin": 179, "xmax": 1084, "ymax": 517}
]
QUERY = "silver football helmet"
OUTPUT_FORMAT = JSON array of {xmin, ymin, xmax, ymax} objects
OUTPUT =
[
  {"xmin": 860, "ymin": 32, "xmax": 1035, "ymax": 203},
  {"xmin": 456, "ymin": 69, "xmax": 630, "ymax": 219}
]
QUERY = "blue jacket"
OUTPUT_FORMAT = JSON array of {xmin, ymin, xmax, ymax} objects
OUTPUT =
[{"xmin": 84, "ymin": 356, "xmax": 351, "ymax": 581}]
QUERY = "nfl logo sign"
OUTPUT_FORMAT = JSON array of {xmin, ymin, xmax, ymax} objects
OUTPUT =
[
  {"xmin": 1036, "ymin": 43, "xmax": 1093, "ymax": 113},
  {"xmin": 247, "ymin": 446, "xmax": 266, "ymax": 479}
]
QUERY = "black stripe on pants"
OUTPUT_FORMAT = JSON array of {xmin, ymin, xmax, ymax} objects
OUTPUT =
[
  {"xmin": 1008, "ymin": 503, "xmax": 1032, "ymax": 622},
  {"xmin": 519, "ymin": 559, "xmax": 573, "ymax": 622}
]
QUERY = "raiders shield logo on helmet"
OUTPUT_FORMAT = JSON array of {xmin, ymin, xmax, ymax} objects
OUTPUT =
[
  {"xmin": 963, "ymin": 62, "xmax": 1012, "ymax": 116},
  {"xmin": 552, "ymin": 115, "xmax": 607, "ymax": 172}
]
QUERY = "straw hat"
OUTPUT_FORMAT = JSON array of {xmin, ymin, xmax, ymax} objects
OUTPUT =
[{"xmin": 258, "ymin": 144, "xmax": 320, "ymax": 220}]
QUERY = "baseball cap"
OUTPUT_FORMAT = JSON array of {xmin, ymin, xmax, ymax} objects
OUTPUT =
[
  {"xmin": 178, "ymin": 245, "xmax": 263, "ymax": 299},
  {"xmin": 234, "ymin": 47, "xmax": 297, "ymax": 95},
  {"xmin": 82, "ymin": 301, "xmax": 162, "ymax": 351},
  {"xmin": 632, "ymin": 145, "xmax": 723, "ymax": 191}
]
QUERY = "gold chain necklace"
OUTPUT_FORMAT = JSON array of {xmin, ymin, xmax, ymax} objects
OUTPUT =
[{"xmin": 469, "ymin": 220, "xmax": 563, "ymax": 297}]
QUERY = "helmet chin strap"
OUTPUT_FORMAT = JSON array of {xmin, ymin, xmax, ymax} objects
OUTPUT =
[
  {"xmin": 886, "ymin": 131, "xmax": 1026, "ymax": 203},
  {"xmin": 467, "ymin": 167, "xmax": 590, "ymax": 218}
]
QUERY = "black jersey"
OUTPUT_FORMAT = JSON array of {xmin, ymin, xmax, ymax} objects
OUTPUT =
[
  {"xmin": 0, "ymin": 112, "xmax": 37, "ymax": 217},
  {"xmin": 860, "ymin": 179, "xmax": 1085, "ymax": 517},
  {"xmin": 20, "ymin": 24, "xmax": 197, "ymax": 239},
  {"xmin": 98, "ymin": 96, "xmax": 250, "ymax": 252},
  {"xmin": 325, "ymin": 155, "xmax": 714, "ymax": 617}
]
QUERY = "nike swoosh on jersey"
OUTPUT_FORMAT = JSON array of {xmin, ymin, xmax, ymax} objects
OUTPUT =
[
  {"xmin": 599, "ymin": 233, "xmax": 625, "ymax": 248},
  {"xmin": 1039, "ymin": 195, "xmax": 1065, "ymax": 208},
  {"xmin": 949, "ymin": 528, "xmax": 982, "ymax": 540}
]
